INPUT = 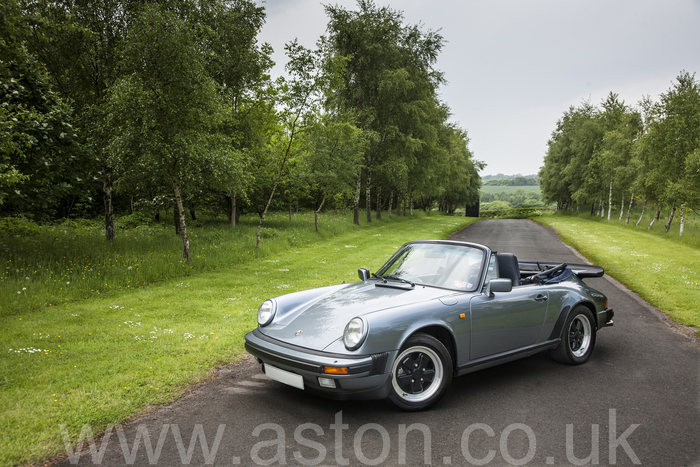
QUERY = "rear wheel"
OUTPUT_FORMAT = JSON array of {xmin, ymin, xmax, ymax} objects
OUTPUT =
[
  {"xmin": 550, "ymin": 305, "xmax": 597, "ymax": 365},
  {"xmin": 388, "ymin": 333, "xmax": 452, "ymax": 411}
]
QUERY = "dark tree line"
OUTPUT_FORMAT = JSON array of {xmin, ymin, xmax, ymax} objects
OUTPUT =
[{"xmin": 1, "ymin": 0, "xmax": 483, "ymax": 261}]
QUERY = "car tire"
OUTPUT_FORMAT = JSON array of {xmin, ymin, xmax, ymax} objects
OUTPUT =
[
  {"xmin": 550, "ymin": 305, "xmax": 597, "ymax": 365},
  {"xmin": 388, "ymin": 333, "xmax": 453, "ymax": 411}
]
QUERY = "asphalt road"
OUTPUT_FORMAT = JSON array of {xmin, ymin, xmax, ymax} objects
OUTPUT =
[{"xmin": 58, "ymin": 219, "xmax": 700, "ymax": 466}]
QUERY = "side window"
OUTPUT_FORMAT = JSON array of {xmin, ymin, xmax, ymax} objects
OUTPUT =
[{"xmin": 483, "ymin": 254, "xmax": 498, "ymax": 290}]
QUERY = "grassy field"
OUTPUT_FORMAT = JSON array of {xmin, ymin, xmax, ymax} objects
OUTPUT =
[
  {"xmin": 0, "ymin": 211, "xmax": 376, "ymax": 318},
  {"xmin": 0, "ymin": 212, "xmax": 475, "ymax": 467},
  {"xmin": 535, "ymin": 212, "xmax": 700, "ymax": 334}
]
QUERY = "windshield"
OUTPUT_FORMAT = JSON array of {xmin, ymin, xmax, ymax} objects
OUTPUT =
[{"xmin": 375, "ymin": 243, "xmax": 486, "ymax": 291}]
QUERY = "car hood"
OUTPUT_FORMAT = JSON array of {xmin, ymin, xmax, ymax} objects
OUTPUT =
[{"xmin": 260, "ymin": 281, "xmax": 454, "ymax": 351}]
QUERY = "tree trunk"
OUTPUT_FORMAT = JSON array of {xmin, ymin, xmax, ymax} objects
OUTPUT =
[
  {"xmin": 173, "ymin": 181, "xmax": 190, "ymax": 263},
  {"xmin": 618, "ymin": 192, "xmax": 624, "ymax": 221},
  {"xmin": 130, "ymin": 196, "xmax": 134, "ymax": 215},
  {"xmin": 173, "ymin": 201, "xmax": 181, "ymax": 234},
  {"xmin": 289, "ymin": 204, "xmax": 292, "ymax": 221},
  {"xmin": 625, "ymin": 193, "xmax": 634, "ymax": 225},
  {"xmin": 353, "ymin": 168, "xmax": 361, "ymax": 225},
  {"xmin": 680, "ymin": 202, "xmax": 685, "ymax": 237},
  {"xmin": 388, "ymin": 188, "xmax": 393, "ymax": 218},
  {"xmin": 230, "ymin": 194, "xmax": 236, "ymax": 228},
  {"xmin": 257, "ymin": 127, "xmax": 295, "ymax": 248},
  {"xmin": 665, "ymin": 201, "xmax": 677, "ymax": 233},
  {"xmin": 315, "ymin": 195, "xmax": 326, "ymax": 233},
  {"xmin": 577, "ymin": 201, "xmax": 580, "ymax": 214},
  {"xmin": 365, "ymin": 169, "xmax": 372, "ymax": 223},
  {"xmin": 599, "ymin": 197, "xmax": 604, "ymax": 217},
  {"xmin": 590, "ymin": 201, "xmax": 595, "ymax": 216},
  {"xmin": 409, "ymin": 191, "xmax": 413, "ymax": 216},
  {"xmin": 649, "ymin": 204, "xmax": 660, "ymax": 229},
  {"xmin": 607, "ymin": 178, "xmax": 613, "ymax": 221},
  {"xmin": 403, "ymin": 189, "xmax": 407, "ymax": 216},
  {"xmin": 189, "ymin": 207, "xmax": 196, "ymax": 221},
  {"xmin": 376, "ymin": 185, "xmax": 381, "ymax": 220},
  {"xmin": 103, "ymin": 174, "xmax": 115, "ymax": 241},
  {"xmin": 635, "ymin": 199, "xmax": 645, "ymax": 227}
]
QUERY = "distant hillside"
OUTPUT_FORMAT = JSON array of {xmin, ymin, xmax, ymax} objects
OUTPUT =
[
  {"xmin": 482, "ymin": 173, "xmax": 538, "ymax": 182},
  {"xmin": 483, "ymin": 176, "xmax": 539, "ymax": 186}
]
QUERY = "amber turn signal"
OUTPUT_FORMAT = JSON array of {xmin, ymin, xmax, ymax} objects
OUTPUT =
[{"xmin": 323, "ymin": 366, "xmax": 349, "ymax": 375}]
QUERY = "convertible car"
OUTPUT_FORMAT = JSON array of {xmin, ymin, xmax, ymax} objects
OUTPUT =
[{"xmin": 244, "ymin": 240, "xmax": 614, "ymax": 410}]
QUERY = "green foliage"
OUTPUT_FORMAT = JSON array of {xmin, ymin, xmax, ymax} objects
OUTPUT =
[
  {"xmin": 480, "ymin": 187, "xmax": 544, "ymax": 208},
  {"xmin": 483, "ymin": 177, "xmax": 539, "ymax": 186},
  {"xmin": 113, "ymin": 212, "xmax": 157, "ymax": 230},
  {"xmin": 1, "ymin": 0, "xmax": 487, "ymax": 242},
  {"xmin": 323, "ymin": 1, "xmax": 481, "ymax": 221},
  {"xmin": 0, "ymin": 0, "xmax": 86, "ymax": 214},
  {"xmin": 540, "ymin": 73, "xmax": 700, "ymax": 237},
  {"xmin": 480, "ymin": 207, "xmax": 552, "ymax": 219}
]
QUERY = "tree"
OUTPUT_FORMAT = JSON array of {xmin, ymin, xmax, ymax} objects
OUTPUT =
[
  {"xmin": 22, "ymin": 0, "xmax": 137, "ymax": 235},
  {"xmin": 324, "ymin": 0, "xmax": 445, "ymax": 224},
  {"xmin": 106, "ymin": 4, "xmax": 229, "ymax": 262},
  {"xmin": 0, "ymin": 0, "xmax": 82, "ymax": 214},
  {"xmin": 255, "ymin": 40, "xmax": 336, "ymax": 248},
  {"xmin": 636, "ymin": 72, "xmax": 700, "ymax": 235},
  {"xmin": 199, "ymin": 0, "xmax": 274, "ymax": 227},
  {"xmin": 301, "ymin": 113, "xmax": 365, "ymax": 231}
]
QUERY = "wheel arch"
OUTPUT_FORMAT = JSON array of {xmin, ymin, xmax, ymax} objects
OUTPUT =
[
  {"xmin": 574, "ymin": 301, "xmax": 598, "ymax": 329},
  {"xmin": 407, "ymin": 325, "xmax": 458, "ymax": 372},
  {"xmin": 548, "ymin": 300, "xmax": 598, "ymax": 341}
]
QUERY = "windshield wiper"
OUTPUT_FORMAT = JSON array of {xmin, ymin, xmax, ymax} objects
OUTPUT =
[
  {"xmin": 383, "ymin": 275, "xmax": 415, "ymax": 287},
  {"xmin": 371, "ymin": 273, "xmax": 387, "ymax": 283}
]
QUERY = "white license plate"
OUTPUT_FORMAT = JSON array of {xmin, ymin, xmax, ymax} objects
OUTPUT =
[{"xmin": 264, "ymin": 364, "xmax": 304, "ymax": 390}]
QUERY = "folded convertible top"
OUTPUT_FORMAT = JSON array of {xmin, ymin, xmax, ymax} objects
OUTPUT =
[{"xmin": 518, "ymin": 261, "xmax": 604, "ymax": 279}]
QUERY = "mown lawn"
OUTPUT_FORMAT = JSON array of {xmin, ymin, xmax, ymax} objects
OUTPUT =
[
  {"xmin": 0, "ymin": 213, "xmax": 475, "ymax": 467},
  {"xmin": 535, "ymin": 213, "xmax": 700, "ymax": 335}
]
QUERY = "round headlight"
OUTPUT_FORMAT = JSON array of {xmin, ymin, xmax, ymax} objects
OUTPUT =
[
  {"xmin": 257, "ymin": 300, "xmax": 276, "ymax": 327},
  {"xmin": 343, "ymin": 317, "xmax": 367, "ymax": 350}
]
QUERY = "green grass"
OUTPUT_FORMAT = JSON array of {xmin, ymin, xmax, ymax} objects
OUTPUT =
[
  {"xmin": 0, "ymin": 212, "xmax": 476, "ymax": 467},
  {"xmin": 0, "ymin": 211, "xmax": 381, "ymax": 317},
  {"xmin": 535, "ymin": 212, "xmax": 700, "ymax": 335}
]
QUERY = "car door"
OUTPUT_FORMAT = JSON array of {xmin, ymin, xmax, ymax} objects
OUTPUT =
[{"xmin": 469, "ymin": 285, "xmax": 549, "ymax": 360}]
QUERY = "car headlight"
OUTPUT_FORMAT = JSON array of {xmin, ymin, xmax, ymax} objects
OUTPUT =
[
  {"xmin": 343, "ymin": 317, "xmax": 368, "ymax": 350},
  {"xmin": 257, "ymin": 300, "xmax": 276, "ymax": 327}
]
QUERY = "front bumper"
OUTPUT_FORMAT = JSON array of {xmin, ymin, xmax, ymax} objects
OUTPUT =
[{"xmin": 244, "ymin": 328, "xmax": 394, "ymax": 400}]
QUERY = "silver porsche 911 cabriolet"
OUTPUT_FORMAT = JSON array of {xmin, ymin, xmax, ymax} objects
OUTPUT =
[{"xmin": 244, "ymin": 240, "xmax": 614, "ymax": 410}]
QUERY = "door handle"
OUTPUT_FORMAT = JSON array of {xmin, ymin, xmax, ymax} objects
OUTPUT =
[{"xmin": 534, "ymin": 295, "xmax": 548, "ymax": 302}]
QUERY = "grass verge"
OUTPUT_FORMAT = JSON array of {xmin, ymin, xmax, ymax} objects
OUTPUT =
[
  {"xmin": 0, "ymin": 213, "xmax": 475, "ymax": 467},
  {"xmin": 535, "ymin": 213, "xmax": 700, "ymax": 336},
  {"xmin": 0, "ymin": 211, "xmax": 377, "ymax": 317}
]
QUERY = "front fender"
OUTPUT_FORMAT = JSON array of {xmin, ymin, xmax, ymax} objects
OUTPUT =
[{"xmin": 323, "ymin": 296, "xmax": 466, "ymax": 362}]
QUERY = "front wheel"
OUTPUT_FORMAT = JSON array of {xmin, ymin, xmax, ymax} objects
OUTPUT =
[
  {"xmin": 550, "ymin": 305, "xmax": 597, "ymax": 365},
  {"xmin": 388, "ymin": 333, "xmax": 453, "ymax": 411}
]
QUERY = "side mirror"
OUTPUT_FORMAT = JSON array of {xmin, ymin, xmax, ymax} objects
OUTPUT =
[
  {"xmin": 358, "ymin": 268, "xmax": 370, "ymax": 282},
  {"xmin": 485, "ymin": 278, "xmax": 512, "ymax": 297}
]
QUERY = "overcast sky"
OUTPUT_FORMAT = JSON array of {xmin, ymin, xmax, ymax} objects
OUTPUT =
[{"xmin": 254, "ymin": 0, "xmax": 700, "ymax": 177}]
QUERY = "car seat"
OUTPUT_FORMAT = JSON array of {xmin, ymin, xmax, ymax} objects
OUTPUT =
[{"xmin": 496, "ymin": 253, "xmax": 521, "ymax": 287}]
